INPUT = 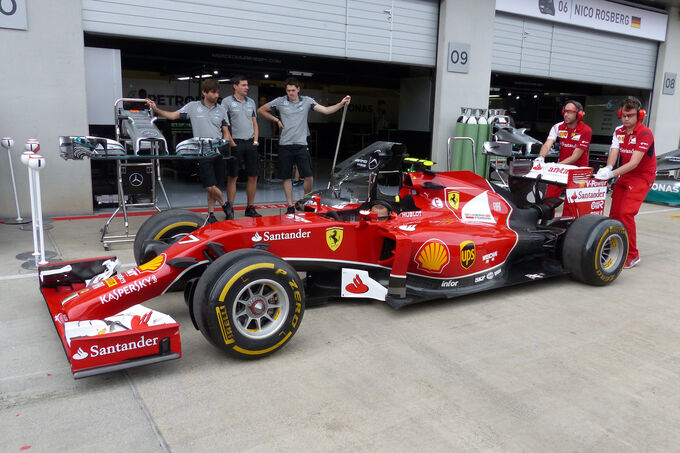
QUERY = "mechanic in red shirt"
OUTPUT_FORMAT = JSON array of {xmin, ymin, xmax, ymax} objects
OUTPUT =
[
  {"xmin": 595, "ymin": 98, "xmax": 656, "ymax": 269},
  {"xmin": 534, "ymin": 100, "xmax": 592, "ymax": 216}
]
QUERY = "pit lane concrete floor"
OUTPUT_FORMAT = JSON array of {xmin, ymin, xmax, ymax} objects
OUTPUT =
[{"xmin": 1, "ymin": 201, "xmax": 679, "ymax": 452}]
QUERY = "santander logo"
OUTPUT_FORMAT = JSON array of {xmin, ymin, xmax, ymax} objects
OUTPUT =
[
  {"xmin": 345, "ymin": 274, "xmax": 369, "ymax": 294},
  {"xmin": 72, "ymin": 348, "xmax": 89, "ymax": 360},
  {"xmin": 251, "ymin": 232, "xmax": 263, "ymax": 242}
]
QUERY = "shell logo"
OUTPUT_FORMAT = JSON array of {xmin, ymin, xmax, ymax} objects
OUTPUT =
[
  {"xmin": 138, "ymin": 254, "xmax": 166, "ymax": 273},
  {"xmin": 414, "ymin": 239, "xmax": 450, "ymax": 273}
]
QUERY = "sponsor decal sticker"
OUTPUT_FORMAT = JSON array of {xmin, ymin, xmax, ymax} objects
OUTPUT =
[
  {"xmin": 105, "ymin": 277, "xmax": 118, "ymax": 287},
  {"xmin": 461, "ymin": 191, "xmax": 496, "ymax": 224},
  {"xmin": 652, "ymin": 183, "xmax": 679, "ymax": 193},
  {"xmin": 525, "ymin": 273, "xmax": 545, "ymax": 280},
  {"xmin": 400, "ymin": 211, "xmax": 422, "ymax": 218},
  {"xmin": 251, "ymin": 228, "xmax": 311, "ymax": 243},
  {"xmin": 482, "ymin": 251, "xmax": 498, "ymax": 264},
  {"xmin": 431, "ymin": 198, "xmax": 444, "ymax": 209},
  {"xmin": 440, "ymin": 280, "xmax": 459, "ymax": 288},
  {"xmin": 446, "ymin": 190, "xmax": 460, "ymax": 210},
  {"xmin": 341, "ymin": 269, "xmax": 387, "ymax": 300},
  {"xmin": 99, "ymin": 275, "xmax": 158, "ymax": 304},
  {"xmin": 71, "ymin": 336, "xmax": 160, "ymax": 360},
  {"xmin": 558, "ymin": 130, "xmax": 568, "ymax": 138},
  {"xmin": 326, "ymin": 227, "xmax": 344, "ymax": 251},
  {"xmin": 138, "ymin": 254, "xmax": 165, "ymax": 273},
  {"xmin": 398, "ymin": 224, "xmax": 417, "ymax": 231},
  {"xmin": 460, "ymin": 241, "xmax": 476, "ymax": 269},
  {"xmin": 415, "ymin": 239, "xmax": 450, "ymax": 273}
]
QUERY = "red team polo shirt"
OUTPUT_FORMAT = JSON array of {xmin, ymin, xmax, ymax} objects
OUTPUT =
[
  {"xmin": 610, "ymin": 123, "xmax": 656, "ymax": 184},
  {"xmin": 546, "ymin": 121, "xmax": 592, "ymax": 167}
]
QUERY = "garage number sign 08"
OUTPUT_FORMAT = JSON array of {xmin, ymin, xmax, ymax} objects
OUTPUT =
[
  {"xmin": 447, "ymin": 42, "xmax": 470, "ymax": 74},
  {"xmin": 0, "ymin": 0, "xmax": 27, "ymax": 30},
  {"xmin": 662, "ymin": 73, "xmax": 676, "ymax": 95}
]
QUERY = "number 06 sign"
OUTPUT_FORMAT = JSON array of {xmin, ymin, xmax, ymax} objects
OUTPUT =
[{"xmin": 447, "ymin": 42, "xmax": 470, "ymax": 74}]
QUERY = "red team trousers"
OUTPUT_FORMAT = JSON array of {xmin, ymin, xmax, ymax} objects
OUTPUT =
[{"xmin": 609, "ymin": 175, "xmax": 652, "ymax": 260}]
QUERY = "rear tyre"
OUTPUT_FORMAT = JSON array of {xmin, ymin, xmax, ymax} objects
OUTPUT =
[
  {"xmin": 562, "ymin": 214, "xmax": 628, "ymax": 286},
  {"xmin": 133, "ymin": 209, "xmax": 204, "ymax": 265},
  {"xmin": 193, "ymin": 249, "xmax": 304, "ymax": 359}
]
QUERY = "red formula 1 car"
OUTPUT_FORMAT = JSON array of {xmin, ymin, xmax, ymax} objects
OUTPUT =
[{"xmin": 38, "ymin": 143, "xmax": 628, "ymax": 378}]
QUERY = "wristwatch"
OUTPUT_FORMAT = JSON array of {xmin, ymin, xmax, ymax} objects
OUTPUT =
[{"xmin": 253, "ymin": 140, "xmax": 259, "ymax": 146}]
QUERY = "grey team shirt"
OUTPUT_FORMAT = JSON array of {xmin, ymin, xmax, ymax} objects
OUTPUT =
[
  {"xmin": 267, "ymin": 95, "xmax": 318, "ymax": 145},
  {"xmin": 178, "ymin": 100, "xmax": 229, "ymax": 139},
  {"xmin": 221, "ymin": 95, "xmax": 257, "ymax": 140}
]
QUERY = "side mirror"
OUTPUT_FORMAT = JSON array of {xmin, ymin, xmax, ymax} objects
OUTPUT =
[{"xmin": 483, "ymin": 141, "xmax": 513, "ymax": 158}]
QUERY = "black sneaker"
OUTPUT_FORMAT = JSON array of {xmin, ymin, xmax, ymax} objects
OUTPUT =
[
  {"xmin": 286, "ymin": 205, "xmax": 296, "ymax": 215},
  {"xmin": 222, "ymin": 201, "xmax": 234, "ymax": 220},
  {"xmin": 206, "ymin": 213, "xmax": 218, "ymax": 224},
  {"xmin": 245, "ymin": 205, "xmax": 262, "ymax": 218}
]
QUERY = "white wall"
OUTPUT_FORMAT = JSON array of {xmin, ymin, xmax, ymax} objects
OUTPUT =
[
  {"xmin": 0, "ymin": 0, "xmax": 91, "ymax": 218},
  {"xmin": 431, "ymin": 0, "xmax": 496, "ymax": 169},
  {"xmin": 650, "ymin": 7, "xmax": 680, "ymax": 154}
]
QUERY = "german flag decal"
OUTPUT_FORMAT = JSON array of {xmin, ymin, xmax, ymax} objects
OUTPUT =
[{"xmin": 631, "ymin": 16, "xmax": 641, "ymax": 28}]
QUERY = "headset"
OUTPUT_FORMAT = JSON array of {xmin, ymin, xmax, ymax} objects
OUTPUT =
[
  {"xmin": 562, "ymin": 100, "xmax": 585, "ymax": 121},
  {"xmin": 617, "ymin": 97, "xmax": 646, "ymax": 121}
]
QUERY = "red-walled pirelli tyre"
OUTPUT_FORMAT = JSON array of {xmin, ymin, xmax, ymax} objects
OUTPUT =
[
  {"xmin": 193, "ymin": 249, "xmax": 305, "ymax": 359},
  {"xmin": 133, "ymin": 209, "xmax": 204, "ymax": 265},
  {"xmin": 562, "ymin": 214, "xmax": 628, "ymax": 286}
]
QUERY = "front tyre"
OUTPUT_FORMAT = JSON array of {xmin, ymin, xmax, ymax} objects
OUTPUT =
[
  {"xmin": 562, "ymin": 214, "xmax": 628, "ymax": 286},
  {"xmin": 193, "ymin": 249, "xmax": 304, "ymax": 359},
  {"xmin": 133, "ymin": 209, "xmax": 204, "ymax": 265}
]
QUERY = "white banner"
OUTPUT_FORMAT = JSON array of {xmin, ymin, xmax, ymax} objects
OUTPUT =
[
  {"xmin": 496, "ymin": 0, "xmax": 668, "ymax": 42},
  {"xmin": 0, "ymin": 0, "xmax": 27, "ymax": 30}
]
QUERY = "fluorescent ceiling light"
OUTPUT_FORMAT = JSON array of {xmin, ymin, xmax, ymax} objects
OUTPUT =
[{"xmin": 176, "ymin": 76, "xmax": 191, "ymax": 81}]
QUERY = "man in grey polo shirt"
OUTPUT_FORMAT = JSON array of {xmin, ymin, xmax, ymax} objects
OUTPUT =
[
  {"xmin": 258, "ymin": 77, "xmax": 350, "ymax": 214},
  {"xmin": 147, "ymin": 78, "xmax": 235, "ymax": 222},
  {"xmin": 221, "ymin": 75, "xmax": 261, "ymax": 218}
]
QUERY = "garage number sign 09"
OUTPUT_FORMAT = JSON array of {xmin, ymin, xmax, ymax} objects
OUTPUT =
[{"xmin": 447, "ymin": 42, "xmax": 470, "ymax": 74}]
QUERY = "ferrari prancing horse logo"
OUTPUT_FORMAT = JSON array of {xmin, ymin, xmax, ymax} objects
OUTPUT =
[
  {"xmin": 326, "ymin": 227, "xmax": 344, "ymax": 251},
  {"xmin": 447, "ymin": 191, "xmax": 460, "ymax": 210}
]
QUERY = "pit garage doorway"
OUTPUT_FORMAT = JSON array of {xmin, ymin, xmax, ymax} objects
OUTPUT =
[
  {"xmin": 488, "ymin": 72, "xmax": 652, "ymax": 167},
  {"xmin": 84, "ymin": 35, "xmax": 434, "ymax": 211}
]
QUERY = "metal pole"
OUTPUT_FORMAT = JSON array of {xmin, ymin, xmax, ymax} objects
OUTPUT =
[
  {"xmin": 328, "ymin": 99, "xmax": 349, "ymax": 188},
  {"xmin": 1, "ymin": 137, "xmax": 26, "ymax": 223}
]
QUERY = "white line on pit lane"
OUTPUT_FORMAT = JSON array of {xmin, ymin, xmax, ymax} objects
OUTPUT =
[
  {"xmin": 0, "ymin": 263, "xmax": 137, "ymax": 281},
  {"xmin": 639, "ymin": 207, "xmax": 680, "ymax": 215}
]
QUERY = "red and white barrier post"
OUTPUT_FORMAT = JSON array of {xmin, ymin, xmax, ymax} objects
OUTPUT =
[
  {"xmin": 1, "ymin": 137, "xmax": 29, "ymax": 224},
  {"xmin": 21, "ymin": 139, "xmax": 48, "ymax": 266}
]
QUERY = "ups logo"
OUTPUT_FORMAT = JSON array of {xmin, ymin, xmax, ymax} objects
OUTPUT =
[{"xmin": 460, "ymin": 241, "xmax": 476, "ymax": 269}]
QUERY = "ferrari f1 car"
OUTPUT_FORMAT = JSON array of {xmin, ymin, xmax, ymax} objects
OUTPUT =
[{"xmin": 38, "ymin": 142, "xmax": 628, "ymax": 378}]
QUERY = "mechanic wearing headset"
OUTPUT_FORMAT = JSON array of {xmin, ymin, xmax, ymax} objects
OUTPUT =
[
  {"xmin": 595, "ymin": 97, "xmax": 656, "ymax": 269},
  {"xmin": 534, "ymin": 100, "xmax": 592, "ymax": 216},
  {"xmin": 147, "ymin": 79, "xmax": 235, "ymax": 223}
]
